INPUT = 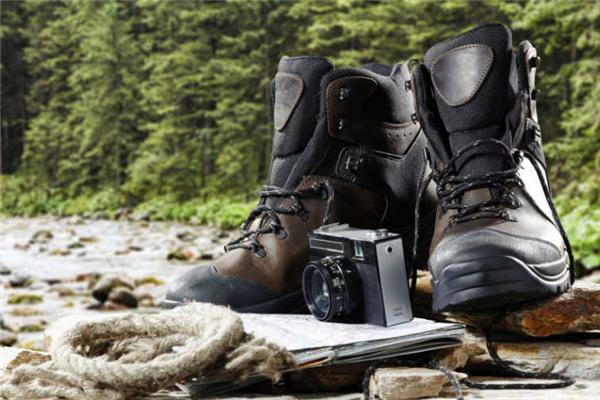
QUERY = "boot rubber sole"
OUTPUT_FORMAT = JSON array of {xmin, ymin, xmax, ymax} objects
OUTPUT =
[
  {"xmin": 430, "ymin": 254, "xmax": 571, "ymax": 313},
  {"xmin": 161, "ymin": 289, "xmax": 308, "ymax": 314}
]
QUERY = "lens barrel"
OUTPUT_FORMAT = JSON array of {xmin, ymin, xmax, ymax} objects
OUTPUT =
[{"xmin": 302, "ymin": 256, "xmax": 362, "ymax": 322}]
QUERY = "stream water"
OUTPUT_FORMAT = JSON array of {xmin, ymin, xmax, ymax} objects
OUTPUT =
[{"xmin": 0, "ymin": 216, "xmax": 235, "ymax": 350}]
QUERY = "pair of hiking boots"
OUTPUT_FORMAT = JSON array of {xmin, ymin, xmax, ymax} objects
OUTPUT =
[{"xmin": 163, "ymin": 24, "xmax": 574, "ymax": 314}]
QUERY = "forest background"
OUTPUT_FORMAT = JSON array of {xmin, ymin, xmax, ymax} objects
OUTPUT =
[{"xmin": 1, "ymin": 0, "xmax": 599, "ymax": 277}]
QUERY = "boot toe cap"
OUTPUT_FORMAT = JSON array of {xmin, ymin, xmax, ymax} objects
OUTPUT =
[
  {"xmin": 163, "ymin": 265, "xmax": 276, "ymax": 311},
  {"xmin": 430, "ymin": 228, "xmax": 565, "ymax": 279}
]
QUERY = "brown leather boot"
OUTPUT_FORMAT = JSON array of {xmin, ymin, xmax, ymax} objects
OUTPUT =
[
  {"xmin": 163, "ymin": 56, "xmax": 436, "ymax": 313},
  {"xmin": 411, "ymin": 24, "xmax": 574, "ymax": 312}
]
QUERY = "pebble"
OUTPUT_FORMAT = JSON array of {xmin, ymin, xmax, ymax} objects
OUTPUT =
[
  {"xmin": 0, "ymin": 329, "xmax": 17, "ymax": 346},
  {"xmin": 10, "ymin": 307, "xmax": 44, "ymax": 317},
  {"xmin": 92, "ymin": 275, "xmax": 135, "ymax": 302},
  {"xmin": 29, "ymin": 229, "xmax": 53, "ymax": 244},
  {"xmin": 130, "ymin": 211, "xmax": 150, "ymax": 222},
  {"xmin": 167, "ymin": 248, "xmax": 190, "ymax": 261},
  {"xmin": 49, "ymin": 249, "xmax": 71, "ymax": 256},
  {"xmin": 91, "ymin": 211, "xmax": 110, "ymax": 220},
  {"xmin": 134, "ymin": 284, "xmax": 156, "ymax": 301},
  {"xmin": 9, "ymin": 273, "xmax": 32, "ymax": 288},
  {"xmin": 66, "ymin": 215, "xmax": 85, "ymax": 225},
  {"xmin": 67, "ymin": 242, "xmax": 85, "ymax": 249},
  {"xmin": 47, "ymin": 284, "xmax": 76, "ymax": 297},
  {"xmin": 176, "ymin": 231, "xmax": 197, "ymax": 242},
  {"xmin": 135, "ymin": 276, "xmax": 164, "ymax": 287},
  {"xmin": 200, "ymin": 252, "xmax": 214, "ymax": 260},
  {"xmin": 115, "ymin": 207, "xmax": 132, "ymax": 220},
  {"xmin": 86, "ymin": 302, "xmax": 103, "ymax": 310},
  {"xmin": 0, "ymin": 263, "xmax": 12, "ymax": 275},
  {"xmin": 108, "ymin": 288, "xmax": 138, "ymax": 308},
  {"xmin": 13, "ymin": 243, "xmax": 30, "ymax": 251},
  {"xmin": 79, "ymin": 236, "xmax": 100, "ymax": 243}
]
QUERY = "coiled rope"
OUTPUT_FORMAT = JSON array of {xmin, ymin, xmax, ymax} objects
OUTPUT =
[{"xmin": 0, "ymin": 303, "xmax": 296, "ymax": 400}]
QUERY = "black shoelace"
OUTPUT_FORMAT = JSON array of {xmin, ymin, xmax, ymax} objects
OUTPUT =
[
  {"xmin": 405, "ymin": 137, "xmax": 576, "ymax": 396},
  {"xmin": 224, "ymin": 181, "xmax": 335, "ymax": 258}
]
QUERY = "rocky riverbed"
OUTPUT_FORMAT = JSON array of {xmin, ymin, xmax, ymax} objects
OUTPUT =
[{"xmin": 0, "ymin": 216, "xmax": 235, "ymax": 351}]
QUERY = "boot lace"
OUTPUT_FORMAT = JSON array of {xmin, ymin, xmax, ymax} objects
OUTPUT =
[
  {"xmin": 433, "ymin": 138, "xmax": 524, "ymax": 231},
  {"xmin": 225, "ymin": 181, "xmax": 335, "ymax": 258}
]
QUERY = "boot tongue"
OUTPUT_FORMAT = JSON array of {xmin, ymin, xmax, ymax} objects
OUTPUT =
[
  {"xmin": 268, "ymin": 56, "xmax": 334, "ymax": 188},
  {"xmin": 424, "ymin": 24, "xmax": 513, "ymax": 176}
]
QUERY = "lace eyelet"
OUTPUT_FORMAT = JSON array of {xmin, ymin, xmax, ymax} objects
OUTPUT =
[
  {"xmin": 295, "ymin": 209, "xmax": 308, "ymax": 222},
  {"xmin": 253, "ymin": 245, "xmax": 267, "ymax": 258},
  {"xmin": 272, "ymin": 226, "xmax": 288, "ymax": 240}
]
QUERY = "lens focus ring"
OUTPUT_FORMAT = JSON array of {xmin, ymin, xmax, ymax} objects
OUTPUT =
[{"xmin": 302, "ymin": 256, "xmax": 361, "ymax": 322}]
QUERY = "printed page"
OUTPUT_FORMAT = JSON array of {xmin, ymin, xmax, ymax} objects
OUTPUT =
[{"xmin": 241, "ymin": 313, "xmax": 464, "ymax": 352}]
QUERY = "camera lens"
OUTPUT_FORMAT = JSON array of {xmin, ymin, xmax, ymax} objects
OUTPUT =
[{"xmin": 302, "ymin": 256, "xmax": 362, "ymax": 322}]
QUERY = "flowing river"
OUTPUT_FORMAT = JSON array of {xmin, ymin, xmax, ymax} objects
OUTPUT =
[{"xmin": 0, "ymin": 216, "xmax": 234, "ymax": 350}]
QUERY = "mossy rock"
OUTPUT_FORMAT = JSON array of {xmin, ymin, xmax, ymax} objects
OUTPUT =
[
  {"xmin": 19, "ymin": 324, "xmax": 45, "ymax": 333},
  {"xmin": 135, "ymin": 276, "xmax": 164, "ymax": 287},
  {"xmin": 8, "ymin": 294, "xmax": 43, "ymax": 305}
]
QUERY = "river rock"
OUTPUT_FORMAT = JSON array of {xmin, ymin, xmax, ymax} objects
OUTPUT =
[
  {"xmin": 13, "ymin": 243, "xmax": 30, "ymax": 251},
  {"xmin": 176, "ymin": 230, "xmax": 197, "ymax": 242},
  {"xmin": 9, "ymin": 307, "xmax": 44, "ymax": 317},
  {"xmin": 189, "ymin": 216, "xmax": 201, "ymax": 225},
  {"xmin": 7, "ymin": 294, "xmax": 43, "ymax": 305},
  {"xmin": 90, "ymin": 211, "xmax": 110, "ymax": 220},
  {"xmin": 0, "ymin": 329, "xmax": 17, "ymax": 346},
  {"xmin": 133, "ymin": 284, "xmax": 155, "ymax": 301},
  {"xmin": 66, "ymin": 215, "xmax": 85, "ymax": 225},
  {"xmin": 67, "ymin": 242, "xmax": 85, "ymax": 249},
  {"xmin": 135, "ymin": 276, "xmax": 164, "ymax": 287},
  {"xmin": 108, "ymin": 288, "xmax": 138, "ymax": 308},
  {"xmin": 92, "ymin": 275, "xmax": 135, "ymax": 303},
  {"xmin": 29, "ymin": 229, "xmax": 53, "ymax": 244},
  {"xmin": 9, "ymin": 273, "xmax": 32, "ymax": 288},
  {"xmin": 167, "ymin": 248, "xmax": 192, "ymax": 261},
  {"xmin": 47, "ymin": 284, "xmax": 76, "ymax": 297},
  {"xmin": 130, "ymin": 211, "xmax": 150, "ymax": 222},
  {"xmin": 19, "ymin": 324, "xmax": 45, "ymax": 333},
  {"xmin": 0, "ymin": 263, "xmax": 12, "ymax": 275},
  {"xmin": 79, "ymin": 236, "xmax": 100, "ymax": 243},
  {"xmin": 115, "ymin": 207, "xmax": 132, "ymax": 220},
  {"xmin": 49, "ymin": 248, "xmax": 71, "ymax": 256}
]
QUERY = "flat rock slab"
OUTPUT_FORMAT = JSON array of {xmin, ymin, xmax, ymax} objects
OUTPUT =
[
  {"xmin": 368, "ymin": 367, "xmax": 466, "ymax": 400},
  {"xmin": 414, "ymin": 272, "xmax": 600, "ymax": 337},
  {"xmin": 431, "ymin": 332, "xmax": 600, "ymax": 381}
]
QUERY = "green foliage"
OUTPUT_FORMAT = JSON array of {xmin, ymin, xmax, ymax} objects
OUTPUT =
[
  {"xmin": 1, "ymin": 0, "xmax": 599, "ymax": 273},
  {"xmin": 134, "ymin": 196, "xmax": 254, "ymax": 229}
]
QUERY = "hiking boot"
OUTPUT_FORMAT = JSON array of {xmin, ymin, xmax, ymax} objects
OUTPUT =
[
  {"xmin": 411, "ymin": 23, "xmax": 574, "ymax": 312},
  {"xmin": 162, "ymin": 56, "xmax": 437, "ymax": 313}
]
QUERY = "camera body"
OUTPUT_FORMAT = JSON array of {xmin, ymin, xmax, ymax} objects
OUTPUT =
[{"xmin": 303, "ymin": 223, "xmax": 413, "ymax": 327}]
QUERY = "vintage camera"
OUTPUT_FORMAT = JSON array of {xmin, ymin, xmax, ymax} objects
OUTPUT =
[{"xmin": 302, "ymin": 223, "xmax": 413, "ymax": 327}]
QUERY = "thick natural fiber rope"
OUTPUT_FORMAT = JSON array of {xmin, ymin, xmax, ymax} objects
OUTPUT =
[{"xmin": 0, "ymin": 303, "xmax": 296, "ymax": 400}]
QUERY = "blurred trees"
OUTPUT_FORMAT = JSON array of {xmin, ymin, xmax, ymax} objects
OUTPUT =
[{"xmin": 1, "ymin": 0, "xmax": 599, "ymax": 268}]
